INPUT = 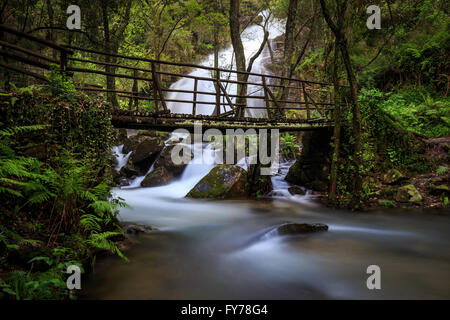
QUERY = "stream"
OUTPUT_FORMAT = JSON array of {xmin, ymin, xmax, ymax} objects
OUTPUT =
[{"xmin": 82, "ymin": 13, "xmax": 450, "ymax": 300}]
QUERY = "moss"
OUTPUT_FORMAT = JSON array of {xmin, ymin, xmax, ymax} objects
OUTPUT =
[{"xmin": 186, "ymin": 164, "xmax": 248, "ymax": 199}]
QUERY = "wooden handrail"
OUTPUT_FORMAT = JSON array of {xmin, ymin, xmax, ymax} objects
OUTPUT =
[
  {"xmin": 0, "ymin": 24, "xmax": 73, "ymax": 54},
  {"xmin": 62, "ymin": 44, "xmax": 331, "ymax": 86},
  {"xmin": 0, "ymin": 24, "xmax": 337, "ymax": 124}
]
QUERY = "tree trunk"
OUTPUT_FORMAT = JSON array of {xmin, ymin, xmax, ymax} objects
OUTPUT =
[
  {"xmin": 102, "ymin": 2, "xmax": 119, "ymax": 107},
  {"xmin": 213, "ymin": 0, "xmax": 221, "ymax": 116},
  {"xmin": 280, "ymin": 0, "xmax": 298, "ymax": 104},
  {"xmin": 229, "ymin": 0, "xmax": 247, "ymax": 117},
  {"xmin": 339, "ymin": 39, "xmax": 362, "ymax": 208},
  {"xmin": 328, "ymin": 43, "xmax": 341, "ymax": 205},
  {"xmin": 45, "ymin": 0, "xmax": 57, "ymax": 61},
  {"xmin": 319, "ymin": 0, "xmax": 362, "ymax": 209}
]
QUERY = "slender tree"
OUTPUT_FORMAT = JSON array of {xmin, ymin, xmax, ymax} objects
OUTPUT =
[
  {"xmin": 229, "ymin": 0, "xmax": 269, "ymax": 117},
  {"xmin": 319, "ymin": 0, "xmax": 362, "ymax": 209}
]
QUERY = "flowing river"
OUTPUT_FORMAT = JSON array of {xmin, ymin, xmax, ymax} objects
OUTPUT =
[{"xmin": 82, "ymin": 13, "xmax": 450, "ymax": 300}]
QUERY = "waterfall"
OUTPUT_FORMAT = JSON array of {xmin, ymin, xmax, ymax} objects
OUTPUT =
[{"xmin": 167, "ymin": 11, "xmax": 284, "ymax": 117}]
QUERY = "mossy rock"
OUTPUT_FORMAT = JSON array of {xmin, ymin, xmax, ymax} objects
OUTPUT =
[
  {"xmin": 382, "ymin": 169, "xmax": 407, "ymax": 185},
  {"xmin": 372, "ymin": 187, "xmax": 397, "ymax": 200},
  {"xmin": 137, "ymin": 130, "xmax": 170, "ymax": 140},
  {"xmin": 395, "ymin": 184, "xmax": 423, "ymax": 203},
  {"xmin": 129, "ymin": 136, "xmax": 164, "ymax": 164},
  {"xmin": 186, "ymin": 164, "xmax": 248, "ymax": 199}
]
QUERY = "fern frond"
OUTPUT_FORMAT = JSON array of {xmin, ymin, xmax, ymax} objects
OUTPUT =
[
  {"xmin": 0, "ymin": 125, "xmax": 49, "ymax": 137},
  {"xmin": 80, "ymin": 214, "xmax": 102, "ymax": 233},
  {"xmin": 87, "ymin": 231, "xmax": 128, "ymax": 262}
]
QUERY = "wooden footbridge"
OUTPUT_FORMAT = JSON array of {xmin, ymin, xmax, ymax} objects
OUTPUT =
[{"xmin": 0, "ymin": 24, "xmax": 337, "ymax": 132}]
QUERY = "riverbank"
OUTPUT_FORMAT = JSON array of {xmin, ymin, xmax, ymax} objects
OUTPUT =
[{"xmin": 262, "ymin": 31, "xmax": 450, "ymax": 212}]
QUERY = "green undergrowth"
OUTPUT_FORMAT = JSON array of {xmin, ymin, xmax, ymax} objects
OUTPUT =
[{"xmin": 0, "ymin": 72, "xmax": 128, "ymax": 300}]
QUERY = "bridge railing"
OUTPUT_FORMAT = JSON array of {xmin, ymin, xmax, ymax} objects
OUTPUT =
[{"xmin": 0, "ymin": 24, "xmax": 334, "ymax": 122}]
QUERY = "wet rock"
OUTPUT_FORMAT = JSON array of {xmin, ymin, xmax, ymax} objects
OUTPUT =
[
  {"xmin": 154, "ymin": 144, "xmax": 192, "ymax": 177},
  {"xmin": 141, "ymin": 166, "xmax": 174, "ymax": 188},
  {"xmin": 288, "ymin": 186, "xmax": 306, "ymax": 195},
  {"xmin": 122, "ymin": 135, "xmax": 146, "ymax": 154},
  {"xmin": 247, "ymin": 164, "xmax": 273, "ymax": 197},
  {"xmin": 120, "ymin": 162, "xmax": 141, "ymax": 178},
  {"xmin": 118, "ymin": 177, "xmax": 130, "ymax": 187},
  {"xmin": 395, "ymin": 184, "xmax": 423, "ymax": 203},
  {"xmin": 383, "ymin": 169, "xmax": 407, "ymax": 185},
  {"xmin": 121, "ymin": 223, "xmax": 157, "ymax": 235},
  {"xmin": 186, "ymin": 164, "xmax": 248, "ymax": 199},
  {"xmin": 129, "ymin": 136, "xmax": 164, "ymax": 165},
  {"xmin": 275, "ymin": 223, "xmax": 328, "ymax": 236}
]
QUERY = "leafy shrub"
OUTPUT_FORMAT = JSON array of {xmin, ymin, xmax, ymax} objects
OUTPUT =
[{"xmin": 280, "ymin": 133, "xmax": 299, "ymax": 159}]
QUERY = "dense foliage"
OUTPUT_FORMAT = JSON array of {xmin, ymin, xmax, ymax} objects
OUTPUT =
[{"xmin": 0, "ymin": 74, "xmax": 126, "ymax": 299}]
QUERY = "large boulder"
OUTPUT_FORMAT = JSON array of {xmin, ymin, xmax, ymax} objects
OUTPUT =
[
  {"xmin": 122, "ymin": 135, "xmax": 146, "ymax": 154},
  {"xmin": 395, "ymin": 184, "xmax": 423, "ymax": 203},
  {"xmin": 247, "ymin": 164, "xmax": 273, "ymax": 197},
  {"xmin": 126, "ymin": 136, "xmax": 164, "ymax": 175},
  {"xmin": 141, "ymin": 166, "xmax": 173, "ymax": 188},
  {"xmin": 186, "ymin": 164, "xmax": 248, "ymax": 199},
  {"xmin": 154, "ymin": 144, "xmax": 192, "ymax": 177}
]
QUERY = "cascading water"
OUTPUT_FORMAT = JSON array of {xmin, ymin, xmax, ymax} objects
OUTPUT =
[
  {"xmin": 167, "ymin": 11, "xmax": 284, "ymax": 117},
  {"xmin": 111, "ymin": 145, "xmax": 131, "ymax": 171}
]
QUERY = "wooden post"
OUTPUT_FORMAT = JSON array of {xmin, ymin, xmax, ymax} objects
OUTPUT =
[
  {"xmin": 262, "ymin": 76, "xmax": 271, "ymax": 119},
  {"xmin": 302, "ymin": 82, "xmax": 310, "ymax": 120},
  {"xmin": 151, "ymin": 62, "xmax": 168, "ymax": 112},
  {"xmin": 193, "ymin": 78, "xmax": 198, "ymax": 115},
  {"xmin": 132, "ymin": 69, "xmax": 138, "ymax": 110},
  {"xmin": 151, "ymin": 62, "xmax": 159, "ymax": 112},
  {"xmin": 60, "ymin": 50, "xmax": 67, "ymax": 77},
  {"xmin": 81, "ymin": 51, "xmax": 85, "ymax": 84},
  {"xmin": 262, "ymin": 79, "xmax": 282, "ymax": 119},
  {"xmin": 216, "ymin": 79, "xmax": 235, "ymax": 114}
]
